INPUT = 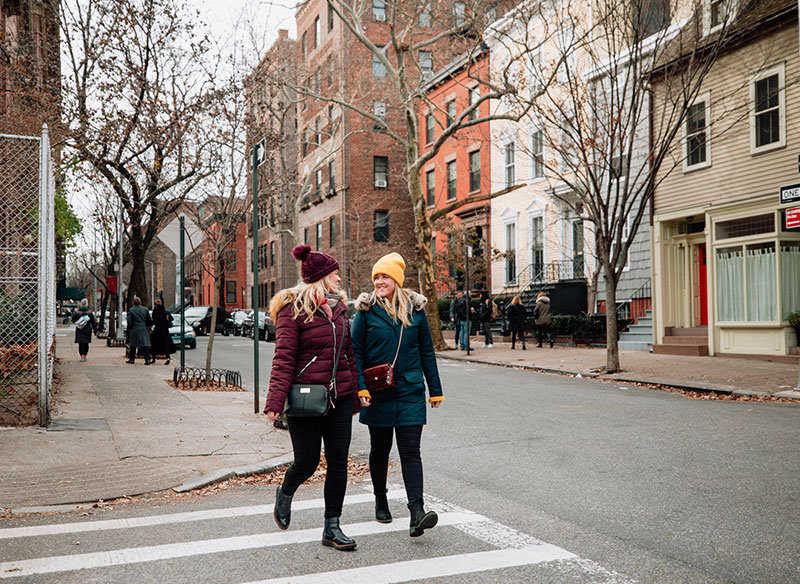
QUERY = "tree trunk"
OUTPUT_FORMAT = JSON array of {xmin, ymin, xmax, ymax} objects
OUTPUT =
[
  {"xmin": 98, "ymin": 290, "xmax": 109, "ymax": 332},
  {"xmin": 603, "ymin": 262, "xmax": 621, "ymax": 373},
  {"xmin": 128, "ymin": 225, "xmax": 149, "ymax": 307}
]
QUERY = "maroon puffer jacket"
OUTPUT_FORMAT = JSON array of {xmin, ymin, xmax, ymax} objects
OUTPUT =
[{"xmin": 265, "ymin": 299, "xmax": 359, "ymax": 414}]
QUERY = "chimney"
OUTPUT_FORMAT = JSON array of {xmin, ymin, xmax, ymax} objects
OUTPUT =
[{"xmin": 278, "ymin": 29, "xmax": 288, "ymax": 40}]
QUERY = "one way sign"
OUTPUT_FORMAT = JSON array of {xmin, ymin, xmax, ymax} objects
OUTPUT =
[{"xmin": 780, "ymin": 182, "xmax": 800, "ymax": 205}]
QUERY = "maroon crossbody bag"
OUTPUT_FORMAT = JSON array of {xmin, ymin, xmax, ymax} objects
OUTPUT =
[{"xmin": 362, "ymin": 325, "xmax": 403, "ymax": 393}]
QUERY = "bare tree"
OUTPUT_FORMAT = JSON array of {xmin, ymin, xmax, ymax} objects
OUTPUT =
[{"xmin": 60, "ymin": 0, "xmax": 219, "ymax": 307}]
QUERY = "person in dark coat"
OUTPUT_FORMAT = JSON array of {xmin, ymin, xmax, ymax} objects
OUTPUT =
[
  {"xmin": 478, "ymin": 291, "xmax": 494, "ymax": 348},
  {"xmin": 352, "ymin": 252, "xmax": 444, "ymax": 538},
  {"xmin": 150, "ymin": 299, "xmax": 176, "ymax": 365},
  {"xmin": 534, "ymin": 291, "xmax": 554, "ymax": 348},
  {"xmin": 506, "ymin": 295, "xmax": 527, "ymax": 350},
  {"xmin": 265, "ymin": 245, "xmax": 359, "ymax": 551},
  {"xmin": 449, "ymin": 291, "xmax": 468, "ymax": 350},
  {"xmin": 126, "ymin": 296, "xmax": 153, "ymax": 364},
  {"xmin": 71, "ymin": 298, "xmax": 97, "ymax": 362}
]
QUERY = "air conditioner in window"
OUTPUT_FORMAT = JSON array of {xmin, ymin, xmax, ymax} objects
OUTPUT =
[
  {"xmin": 375, "ymin": 179, "xmax": 387, "ymax": 188},
  {"xmin": 375, "ymin": 12, "xmax": 386, "ymax": 22}
]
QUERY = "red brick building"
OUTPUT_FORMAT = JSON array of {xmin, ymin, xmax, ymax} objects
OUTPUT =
[{"xmin": 419, "ymin": 46, "xmax": 493, "ymax": 294}]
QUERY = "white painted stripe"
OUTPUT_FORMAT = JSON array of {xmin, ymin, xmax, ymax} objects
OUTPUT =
[
  {"xmin": 0, "ymin": 512, "xmax": 485, "ymax": 578},
  {"xmin": 246, "ymin": 545, "xmax": 576, "ymax": 584},
  {"xmin": 0, "ymin": 490, "xmax": 407, "ymax": 540}
]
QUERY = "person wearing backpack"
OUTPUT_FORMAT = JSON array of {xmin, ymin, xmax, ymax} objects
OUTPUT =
[
  {"xmin": 71, "ymin": 298, "xmax": 97, "ymax": 362},
  {"xmin": 478, "ymin": 291, "xmax": 494, "ymax": 348}
]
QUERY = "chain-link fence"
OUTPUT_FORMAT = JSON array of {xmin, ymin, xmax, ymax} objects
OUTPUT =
[{"xmin": 0, "ymin": 127, "xmax": 56, "ymax": 426}]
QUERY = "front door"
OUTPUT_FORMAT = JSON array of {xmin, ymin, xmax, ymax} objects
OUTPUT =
[{"xmin": 692, "ymin": 243, "xmax": 708, "ymax": 326}]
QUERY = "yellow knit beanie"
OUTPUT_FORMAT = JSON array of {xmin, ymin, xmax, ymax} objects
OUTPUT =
[{"xmin": 372, "ymin": 252, "xmax": 405, "ymax": 287}]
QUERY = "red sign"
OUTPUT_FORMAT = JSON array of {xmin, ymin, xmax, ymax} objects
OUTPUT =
[
  {"xmin": 106, "ymin": 275, "xmax": 118, "ymax": 294},
  {"xmin": 787, "ymin": 206, "xmax": 800, "ymax": 230}
]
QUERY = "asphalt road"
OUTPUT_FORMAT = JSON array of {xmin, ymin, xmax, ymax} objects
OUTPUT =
[{"xmin": 2, "ymin": 337, "xmax": 798, "ymax": 582}]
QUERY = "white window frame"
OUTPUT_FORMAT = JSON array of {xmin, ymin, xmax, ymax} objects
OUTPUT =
[
  {"xmin": 527, "ymin": 202, "xmax": 546, "ymax": 273},
  {"xmin": 530, "ymin": 127, "xmax": 545, "ymax": 182},
  {"xmin": 529, "ymin": 48, "xmax": 543, "ymax": 97},
  {"xmin": 682, "ymin": 92, "xmax": 711, "ymax": 173},
  {"xmin": 501, "ymin": 210, "xmax": 519, "ymax": 285},
  {"xmin": 373, "ymin": 47, "xmax": 387, "ymax": 78},
  {"xmin": 420, "ymin": 50, "xmax": 433, "ymax": 77},
  {"xmin": 504, "ymin": 140, "xmax": 516, "ymax": 188},
  {"xmin": 749, "ymin": 62, "xmax": 786, "ymax": 155},
  {"xmin": 468, "ymin": 86, "xmax": 479, "ymax": 120},
  {"xmin": 704, "ymin": 0, "xmax": 736, "ymax": 36}
]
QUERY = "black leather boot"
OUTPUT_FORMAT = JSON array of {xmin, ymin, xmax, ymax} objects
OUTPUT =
[
  {"xmin": 273, "ymin": 485, "xmax": 293, "ymax": 530},
  {"xmin": 322, "ymin": 517, "xmax": 357, "ymax": 550},
  {"xmin": 375, "ymin": 489, "xmax": 392, "ymax": 523},
  {"xmin": 408, "ymin": 499, "xmax": 438, "ymax": 537}
]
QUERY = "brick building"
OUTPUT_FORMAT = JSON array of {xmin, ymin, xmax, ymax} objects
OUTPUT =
[{"xmin": 420, "ymin": 46, "xmax": 493, "ymax": 295}]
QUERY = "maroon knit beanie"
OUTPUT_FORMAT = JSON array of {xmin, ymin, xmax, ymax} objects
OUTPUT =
[{"xmin": 292, "ymin": 244, "xmax": 339, "ymax": 284}]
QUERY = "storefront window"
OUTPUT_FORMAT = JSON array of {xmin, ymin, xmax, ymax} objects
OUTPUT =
[
  {"xmin": 781, "ymin": 242, "xmax": 800, "ymax": 318},
  {"xmin": 716, "ymin": 246, "xmax": 744, "ymax": 322},
  {"xmin": 745, "ymin": 243, "xmax": 776, "ymax": 322}
]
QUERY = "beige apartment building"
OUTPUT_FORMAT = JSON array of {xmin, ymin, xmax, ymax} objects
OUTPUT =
[{"xmin": 651, "ymin": 0, "xmax": 800, "ymax": 357}]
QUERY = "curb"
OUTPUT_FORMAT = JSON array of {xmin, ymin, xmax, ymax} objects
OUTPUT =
[
  {"xmin": 436, "ymin": 353, "xmax": 800, "ymax": 401},
  {"xmin": 172, "ymin": 453, "xmax": 294, "ymax": 493}
]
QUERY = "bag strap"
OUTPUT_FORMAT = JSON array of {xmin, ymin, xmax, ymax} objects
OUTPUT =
[
  {"xmin": 390, "ymin": 325, "xmax": 403, "ymax": 368},
  {"xmin": 329, "ymin": 313, "xmax": 347, "ymax": 386}
]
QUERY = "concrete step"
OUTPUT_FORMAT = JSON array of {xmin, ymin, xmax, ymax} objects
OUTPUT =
[
  {"xmin": 652, "ymin": 343, "xmax": 709, "ymax": 356},
  {"xmin": 619, "ymin": 330, "xmax": 652, "ymax": 340},
  {"xmin": 789, "ymin": 346, "xmax": 800, "ymax": 356},
  {"xmin": 626, "ymin": 323, "xmax": 653, "ymax": 332},
  {"xmin": 664, "ymin": 326, "xmax": 708, "ymax": 337},
  {"xmin": 634, "ymin": 317, "xmax": 652, "ymax": 326},
  {"xmin": 618, "ymin": 340, "xmax": 652, "ymax": 351},
  {"xmin": 662, "ymin": 336, "xmax": 708, "ymax": 345}
]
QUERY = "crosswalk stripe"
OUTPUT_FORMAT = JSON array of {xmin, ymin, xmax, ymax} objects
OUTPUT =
[
  {"xmin": 245, "ymin": 545, "xmax": 577, "ymax": 584},
  {"xmin": 0, "ymin": 512, "xmax": 485, "ymax": 578},
  {"xmin": 0, "ymin": 489, "xmax": 408, "ymax": 540}
]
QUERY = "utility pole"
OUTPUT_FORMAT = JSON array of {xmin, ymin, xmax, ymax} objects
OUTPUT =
[
  {"xmin": 180, "ymin": 215, "xmax": 186, "ymax": 369},
  {"xmin": 465, "ymin": 245, "xmax": 472, "ymax": 356},
  {"xmin": 116, "ymin": 205, "xmax": 124, "ymax": 340},
  {"xmin": 252, "ymin": 139, "xmax": 265, "ymax": 414}
]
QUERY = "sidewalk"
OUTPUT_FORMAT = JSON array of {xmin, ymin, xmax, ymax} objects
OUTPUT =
[
  {"xmin": 437, "ymin": 337, "xmax": 800, "ymax": 399},
  {"xmin": 0, "ymin": 329, "xmax": 291, "ymax": 513}
]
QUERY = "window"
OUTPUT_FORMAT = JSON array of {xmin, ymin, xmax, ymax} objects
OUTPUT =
[
  {"xmin": 373, "ymin": 0, "xmax": 386, "ymax": 21},
  {"xmin": 685, "ymin": 97, "xmax": 709, "ymax": 169},
  {"xmin": 716, "ymin": 243, "xmax": 778, "ymax": 322},
  {"xmin": 453, "ymin": 2, "xmax": 466, "ymax": 27},
  {"xmin": 226, "ymin": 281, "xmax": 237, "ymax": 305},
  {"xmin": 316, "ymin": 222, "xmax": 323, "ymax": 251},
  {"xmin": 329, "ymin": 216, "xmax": 336, "ymax": 247},
  {"xmin": 373, "ymin": 48, "xmax": 387, "ymax": 78},
  {"xmin": 225, "ymin": 250, "xmax": 237, "ymax": 272},
  {"xmin": 304, "ymin": 227, "xmax": 309, "ymax": 245},
  {"xmin": 573, "ymin": 219, "xmax": 585, "ymax": 276},
  {"xmin": 504, "ymin": 221, "xmax": 517, "ymax": 284},
  {"xmin": 420, "ymin": 51, "xmax": 433, "ymax": 77},
  {"xmin": 715, "ymin": 213, "xmax": 774, "ymax": 240},
  {"xmin": 301, "ymin": 130, "xmax": 308, "ymax": 157},
  {"xmin": 531, "ymin": 215, "xmax": 544, "ymax": 274},
  {"xmin": 426, "ymin": 169, "xmax": 435, "ymax": 206},
  {"xmin": 314, "ymin": 68, "xmax": 321, "ymax": 92},
  {"xmin": 611, "ymin": 153, "xmax": 629, "ymax": 181},
  {"xmin": 373, "ymin": 156, "xmax": 388, "ymax": 187},
  {"xmin": 560, "ymin": 118, "xmax": 577, "ymax": 171},
  {"xmin": 638, "ymin": 0, "xmax": 670, "ymax": 37},
  {"xmin": 469, "ymin": 150, "xmax": 480, "ymax": 192},
  {"xmin": 504, "ymin": 142, "xmax": 516, "ymax": 188},
  {"xmin": 270, "ymin": 241, "xmax": 275, "ymax": 266},
  {"xmin": 709, "ymin": 0, "xmax": 729, "ymax": 30},
  {"xmin": 314, "ymin": 117, "xmax": 321, "ymax": 145},
  {"xmin": 328, "ymin": 1, "xmax": 334, "ymax": 30},
  {"xmin": 446, "ymin": 160, "xmax": 457, "ymax": 200},
  {"xmin": 425, "ymin": 113, "xmax": 435, "ymax": 143},
  {"xmin": 315, "ymin": 168, "xmax": 322, "ymax": 198},
  {"xmin": 751, "ymin": 65, "xmax": 785, "ymax": 153},
  {"xmin": 314, "ymin": 16, "xmax": 319, "ymax": 48},
  {"xmin": 446, "ymin": 101, "xmax": 456, "ymax": 127},
  {"xmin": 419, "ymin": 2, "xmax": 432, "ymax": 27},
  {"xmin": 531, "ymin": 130, "xmax": 544, "ymax": 179},
  {"xmin": 374, "ymin": 210, "xmax": 389, "ymax": 242},
  {"xmin": 301, "ymin": 32, "xmax": 307, "ymax": 60},
  {"xmin": 328, "ymin": 159, "xmax": 335, "ymax": 191},
  {"xmin": 374, "ymin": 101, "xmax": 387, "ymax": 129},
  {"xmin": 468, "ymin": 87, "xmax": 479, "ymax": 120},
  {"xmin": 529, "ymin": 49, "xmax": 543, "ymax": 96},
  {"xmin": 327, "ymin": 57, "xmax": 335, "ymax": 86}
]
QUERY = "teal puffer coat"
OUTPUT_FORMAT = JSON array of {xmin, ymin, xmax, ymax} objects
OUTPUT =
[{"xmin": 352, "ymin": 291, "xmax": 443, "ymax": 427}]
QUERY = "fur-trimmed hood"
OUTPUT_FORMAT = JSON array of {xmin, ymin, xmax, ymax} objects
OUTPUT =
[{"xmin": 355, "ymin": 290, "xmax": 428, "ymax": 312}]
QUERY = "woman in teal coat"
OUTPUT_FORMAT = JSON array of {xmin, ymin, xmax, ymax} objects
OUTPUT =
[{"xmin": 352, "ymin": 252, "xmax": 444, "ymax": 537}]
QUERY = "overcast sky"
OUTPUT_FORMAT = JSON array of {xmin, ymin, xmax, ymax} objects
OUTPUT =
[{"xmin": 200, "ymin": 0, "xmax": 297, "ymax": 50}]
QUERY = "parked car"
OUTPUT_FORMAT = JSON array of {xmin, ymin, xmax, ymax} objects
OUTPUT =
[
  {"xmin": 241, "ymin": 310, "xmax": 276, "ymax": 341},
  {"xmin": 223, "ymin": 309, "xmax": 251, "ymax": 336},
  {"xmin": 169, "ymin": 317, "xmax": 197, "ymax": 349},
  {"xmin": 180, "ymin": 306, "xmax": 230, "ymax": 336}
]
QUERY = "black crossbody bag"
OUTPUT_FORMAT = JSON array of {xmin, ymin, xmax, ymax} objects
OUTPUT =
[{"xmin": 285, "ymin": 314, "xmax": 346, "ymax": 417}]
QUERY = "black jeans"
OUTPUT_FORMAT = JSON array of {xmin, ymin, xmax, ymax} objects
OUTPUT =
[
  {"xmin": 282, "ymin": 395, "xmax": 353, "ymax": 518},
  {"xmin": 78, "ymin": 342, "xmax": 89, "ymax": 356},
  {"xmin": 481, "ymin": 321, "xmax": 493, "ymax": 345},
  {"xmin": 368, "ymin": 425, "xmax": 424, "ymax": 503},
  {"xmin": 129, "ymin": 345, "xmax": 151, "ymax": 362},
  {"xmin": 510, "ymin": 329, "xmax": 525, "ymax": 347},
  {"xmin": 536, "ymin": 324, "xmax": 553, "ymax": 345}
]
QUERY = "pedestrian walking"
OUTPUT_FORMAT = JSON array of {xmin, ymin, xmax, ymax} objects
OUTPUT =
[
  {"xmin": 534, "ymin": 291, "xmax": 554, "ymax": 348},
  {"xmin": 449, "ymin": 291, "xmax": 468, "ymax": 350},
  {"xmin": 71, "ymin": 298, "xmax": 97, "ymax": 362},
  {"xmin": 264, "ymin": 244, "xmax": 360, "ymax": 552},
  {"xmin": 126, "ymin": 296, "xmax": 153, "ymax": 364},
  {"xmin": 150, "ymin": 299, "xmax": 176, "ymax": 365},
  {"xmin": 478, "ymin": 291, "xmax": 494, "ymax": 348},
  {"xmin": 506, "ymin": 295, "xmax": 527, "ymax": 350},
  {"xmin": 352, "ymin": 252, "xmax": 444, "ymax": 538}
]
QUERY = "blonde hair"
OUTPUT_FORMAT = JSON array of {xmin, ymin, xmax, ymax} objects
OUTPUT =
[
  {"xmin": 372, "ymin": 287, "xmax": 412, "ymax": 327},
  {"xmin": 269, "ymin": 277, "xmax": 342, "ymax": 324},
  {"xmin": 512, "ymin": 295, "xmax": 522, "ymax": 305},
  {"xmin": 537, "ymin": 291, "xmax": 546, "ymax": 299}
]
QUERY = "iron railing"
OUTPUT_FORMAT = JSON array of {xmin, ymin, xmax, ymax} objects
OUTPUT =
[
  {"xmin": 615, "ymin": 279, "xmax": 652, "ymax": 321},
  {"xmin": 173, "ymin": 366, "xmax": 242, "ymax": 388}
]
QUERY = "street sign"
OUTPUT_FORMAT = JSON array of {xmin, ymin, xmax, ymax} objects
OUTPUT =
[
  {"xmin": 780, "ymin": 182, "xmax": 800, "ymax": 205},
  {"xmin": 786, "ymin": 206, "xmax": 800, "ymax": 230},
  {"xmin": 157, "ymin": 215, "xmax": 205, "ymax": 256},
  {"xmin": 254, "ymin": 139, "xmax": 266, "ymax": 167}
]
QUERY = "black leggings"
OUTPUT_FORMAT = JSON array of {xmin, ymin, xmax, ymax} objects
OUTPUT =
[
  {"xmin": 368, "ymin": 425, "xmax": 424, "ymax": 504},
  {"xmin": 511, "ymin": 329, "xmax": 525, "ymax": 346},
  {"xmin": 78, "ymin": 342, "xmax": 89, "ymax": 356},
  {"xmin": 282, "ymin": 396, "xmax": 353, "ymax": 518}
]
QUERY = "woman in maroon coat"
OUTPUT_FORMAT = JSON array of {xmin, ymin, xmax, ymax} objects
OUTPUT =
[{"xmin": 265, "ymin": 245, "xmax": 360, "ymax": 551}]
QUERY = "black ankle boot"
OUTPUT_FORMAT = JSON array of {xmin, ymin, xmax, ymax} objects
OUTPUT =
[
  {"xmin": 322, "ymin": 517, "xmax": 357, "ymax": 550},
  {"xmin": 375, "ymin": 489, "xmax": 392, "ymax": 523},
  {"xmin": 408, "ymin": 499, "xmax": 438, "ymax": 537},
  {"xmin": 273, "ymin": 485, "xmax": 293, "ymax": 530}
]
